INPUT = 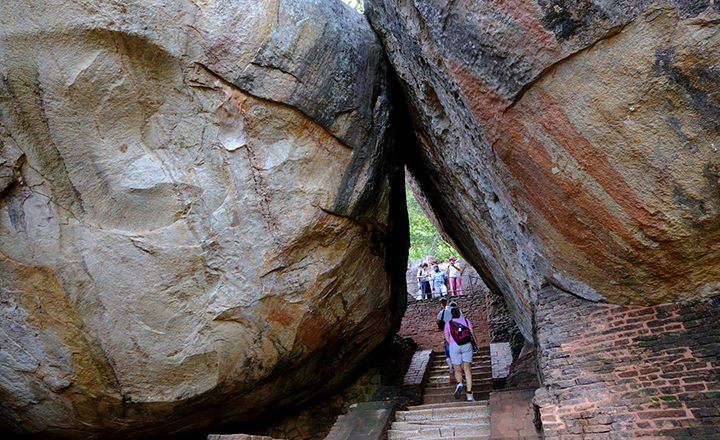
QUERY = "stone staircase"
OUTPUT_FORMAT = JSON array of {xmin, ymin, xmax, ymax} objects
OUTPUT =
[
  {"xmin": 424, "ymin": 347, "xmax": 493, "ymax": 404},
  {"xmin": 387, "ymin": 348, "xmax": 493, "ymax": 440}
]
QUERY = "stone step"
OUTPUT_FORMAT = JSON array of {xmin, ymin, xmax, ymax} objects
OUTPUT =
[
  {"xmin": 387, "ymin": 424, "xmax": 490, "ymax": 440},
  {"xmin": 432, "ymin": 354, "xmax": 490, "ymax": 363},
  {"xmin": 426, "ymin": 386, "xmax": 492, "ymax": 394},
  {"xmin": 428, "ymin": 369, "xmax": 492, "ymax": 379},
  {"xmin": 430, "ymin": 368, "xmax": 491, "ymax": 375},
  {"xmin": 432, "ymin": 353, "xmax": 490, "ymax": 363},
  {"xmin": 427, "ymin": 376, "xmax": 492, "ymax": 385},
  {"xmin": 392, "ymin": 417, "xmax": 489, "ymax": 428},
  {"xmin": 391, "ymin": 437, "xmax": 489, "ymax": 440},
  {"xmin": 408, "ymin": 401, "xmax": 488, "ymax": 411},
  {"xmin": 423, "ymin": 393, "xmax": 490, "ymax": 405},
  {"xmin": 430, "ymin": 359, "xmax": 492, "ymax": 371},
  {"xmin": 433, "ymin": 350, "xmax": 490, "ymax": 358},
  {"xmin": 425, "ymin": 381, "xmax": 493, "ymax": 392},
  {"xmin": 394, "ymin": 405, "xmax": 489, "ymax": 422},
  {"xmin": 428, "ymin": 377, "xmax": 492, "ymax": 385},
  {"xmin": 430, "ymin": 362, "xmax": 491, "ymax": 370},
  {"xmin": 433, "ymin": 346, "xmax": 490, "ymax": 354}
]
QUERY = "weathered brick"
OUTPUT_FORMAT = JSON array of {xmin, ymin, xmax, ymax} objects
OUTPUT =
[
  {"xmin": 661, "ymin": 364, "xmax": 685, "ymax": 373},
  {"xmin": 661, "ymin": 427, "xmax": 690, "ymax": 436},
  {"xmin": 584, "ymin": 424, "xmax": 612, "ymax": 433},
  {"xmin": 688, "ymin": 425, "xmax": 717, "ymax": 435},
  {"xmin": 684, "ymin": 362, "xmax": 709, "ymax": 371},
  {"xmin": 611, "ymin": 413, "xmax": 635, "ymax": 423},
  {"xmin": 653, "ymin": 418, "xmax": 681, "ymax": 428},
  {"xmin": 535, "ymin": 288, "xmax": 720, "ymax": 438},
  {"xmin": 595, "ymin": 414, "xmax": 613, "ymax": 424},
  {"xmin": 637, "ymin": 410, "xmax": 688, "ymax": 419},
  {"xmin": 690, "ymin": 407, "xmax": 720, "ymax": 417},
  {"xmin": 614, "ymin": 339, "xmax": 630, "ymax": 346},
  {"xmin": 657, "ymin": 304, "xmax": 680, "ymax": 314},
  {"xmin": 628, "ymin": 308, "xmax": 655, "ymax": 318}
]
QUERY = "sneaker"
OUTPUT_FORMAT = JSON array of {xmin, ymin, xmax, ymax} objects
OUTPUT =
[
  {"xmin": 454, "ymin": 382, "xmax": 464, "ymax": 399},
  {"xmin": 467, "ymin": 391, "xmax": 474, "ymax": 401}
]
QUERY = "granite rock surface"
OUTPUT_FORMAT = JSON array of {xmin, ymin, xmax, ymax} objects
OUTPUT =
[
  {"xmin": 366, "ymin": 0, "xmax": 720, "ymax": 339},
  {"xmin": 0, "ymin": 0, "xmax": 406, "ymax": 438}
]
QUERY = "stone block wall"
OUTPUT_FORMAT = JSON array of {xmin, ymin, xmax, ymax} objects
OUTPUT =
[
  {"xmin": 491, "ymin": 342, "xmax": 513, "ymax": 379},
  {"xmin": 534, "ymin": 286, "xmax": 720, "ymax": 438}
]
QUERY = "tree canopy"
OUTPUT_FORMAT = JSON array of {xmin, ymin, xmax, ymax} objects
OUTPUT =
[
  {"xmin": 406, "ymin": 184, "xmax": 456, "ymax": 261},
  {"xmin": 341, "ymin": 0, "xmax": 363, "ymax": 13}
]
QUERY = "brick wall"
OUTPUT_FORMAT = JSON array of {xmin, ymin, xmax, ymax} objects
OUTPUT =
[
  {"xmin": 535, "ymin": 286, "xmax": 720, "ymax": 438},
  {"xmin": 398, "ymin": 295, "xmax": 490, "ymax": 352}
]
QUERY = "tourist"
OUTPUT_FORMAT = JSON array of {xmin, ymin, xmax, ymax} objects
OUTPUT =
[
  {"xmin": 437, "ymin": 299, "xmax": 464, "ymax": 381},
  {"xmin": 431, "ymin": 264, "xmax": 447, "ymax": 297},
  {"xmin": 444, "ymin": 307, "xmax": 475, "ymax": 401},
  {"xmin": 417, "ymin": 263, "xmax": 431, "ymax": 300},
  {"xmin": 446, "ymin": 256, "xmax": 463, "ymax": 296}
]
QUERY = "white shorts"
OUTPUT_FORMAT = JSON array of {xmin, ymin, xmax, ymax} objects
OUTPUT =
[{"xmin": 449, "ymin": 341, "xmax": 473, "ymax": 365}]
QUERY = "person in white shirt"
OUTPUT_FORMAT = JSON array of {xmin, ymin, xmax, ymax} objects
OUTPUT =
[{"xmin": 416, "ymin": 263, "xmax": 431, "ymax": 300}]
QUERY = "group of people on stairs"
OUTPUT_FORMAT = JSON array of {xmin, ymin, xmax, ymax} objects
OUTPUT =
[
  {"xmin": 416, "ymin": 256, "xmax": 464, "ymax": 300},
  {"xmin": 436, "ymin": 298, "xmax": 477, "ymax": 401}
]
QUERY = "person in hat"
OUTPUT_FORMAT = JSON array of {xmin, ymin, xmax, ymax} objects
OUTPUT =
[{"xmin": 446, "ymin": 256, "xmax": 464, "ymax": 296}]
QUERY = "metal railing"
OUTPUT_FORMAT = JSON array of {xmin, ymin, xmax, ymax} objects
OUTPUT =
[{"xmin": 409, "ymin": 274, "xmax": 490, "ymax": 300}]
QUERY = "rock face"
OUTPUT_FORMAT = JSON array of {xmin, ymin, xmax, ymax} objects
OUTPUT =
[
  {"xmin": 366, "ymin": 0, "xmax": 720, "ymax": 339},
  {"xmin": 0, "ymin": 0, "xmax": 407, "ymax": 438}
]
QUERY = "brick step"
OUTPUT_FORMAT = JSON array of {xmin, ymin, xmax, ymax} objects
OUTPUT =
[{"xmin": 387, "ymin": 424, "xmax": 490, "ymax": 440}]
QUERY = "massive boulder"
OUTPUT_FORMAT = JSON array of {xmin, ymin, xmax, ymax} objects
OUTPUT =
[
  {"xmin": 0, "ymin": 0, "xmax": 407, "ymax": 437},
  {"xmin": 366, "ymin": 0, "xmax": 720, "ymax": 339}
]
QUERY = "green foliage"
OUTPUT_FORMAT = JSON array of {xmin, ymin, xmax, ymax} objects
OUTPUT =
[
  {"xmin": 406, "ymin": 184, "xmax": 455, "ymax": 261},
  {"xmin": 340, "ymin": 0, "xmax": 364, "ymax": 13}
]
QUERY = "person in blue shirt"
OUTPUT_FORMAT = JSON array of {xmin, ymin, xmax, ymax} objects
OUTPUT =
[{"xmin": 431, "ymin": 265, "xmax": 447, "ymax": 297}]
